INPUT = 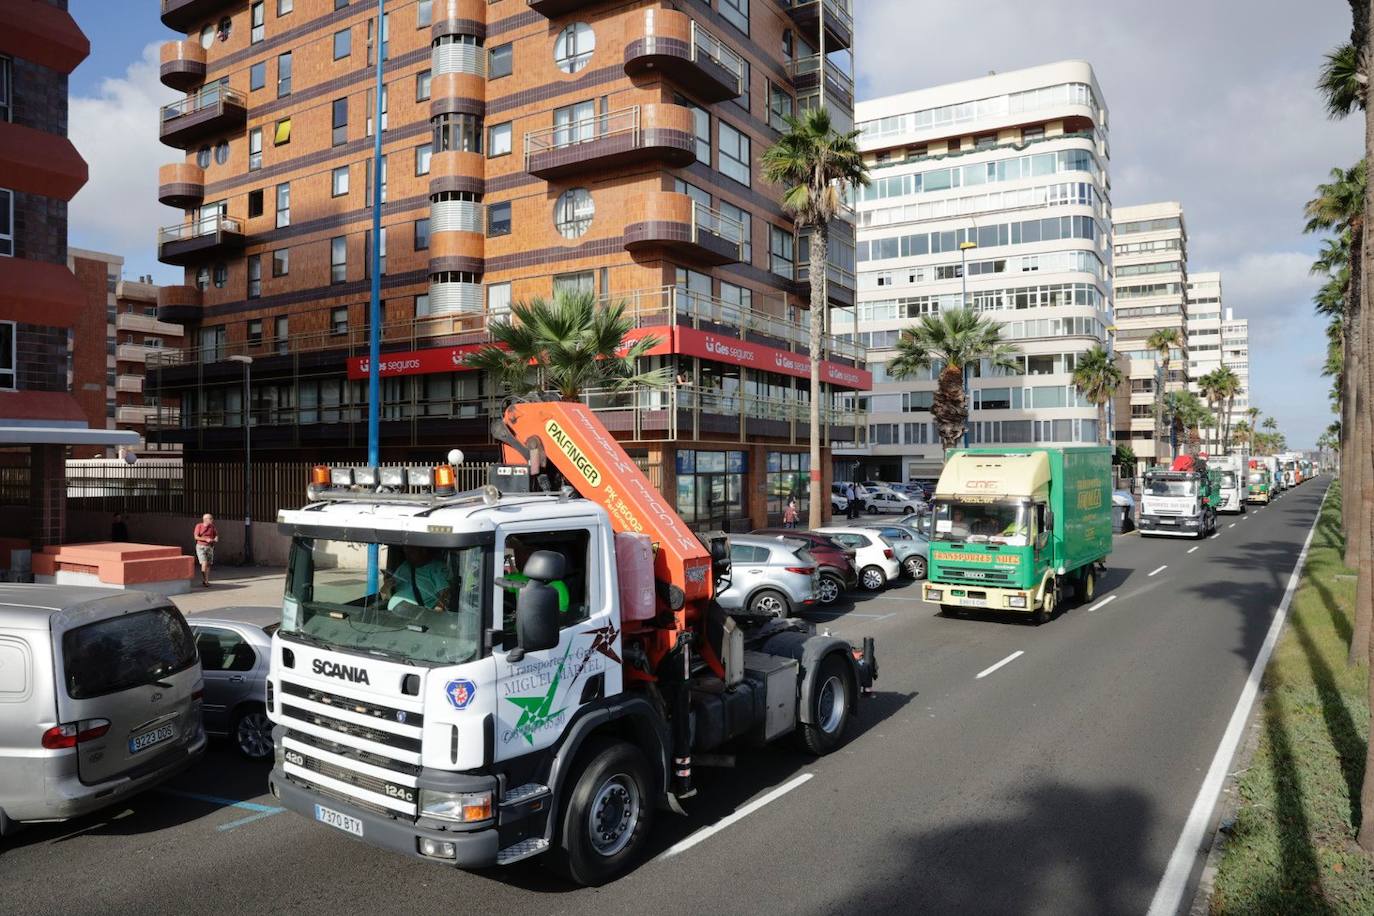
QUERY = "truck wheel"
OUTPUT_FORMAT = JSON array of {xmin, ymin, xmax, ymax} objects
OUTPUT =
[
  {"xmin": 860, "ymin": 565, "xmax": 887, "ymax": 591},
  {"xmin": 1079, "ymin": 569, "xmax": 1097, "ymax": 606},
  {"xmin": 798, "ymin": 655, "xmax": 853, "ymax": 755},
  {"xmin": 749, "ymin": 589, "xmax": 789, "ymax": 618},
  {"xmin": 904, "ymin": 555, "xmax": 927, "ymax": 580},
  {"xmin": 816, "ymin": 574, "xmax": 843, "ymax": 606},
  {"xmin": 232, "ymin": 703, "xmax": 274, "ymax": 760},
  {"xmin": 549, "ymin": 740, "xmax": 653, "ymax": 887},
  {"xmin": 1033, "ymin": 587, "xmax": 1056, "ymax": 624}
]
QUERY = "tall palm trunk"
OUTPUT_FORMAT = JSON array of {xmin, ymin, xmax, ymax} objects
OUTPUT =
[
  {"xmin": 933, "ymin": 363, "xmax": 968, "ymax": 451},
  {"xmin": 1097, "ymin": 398, "xmax": 1108, "ymax": 446},
  {"xmin": 1346, "ymin": 223, "xmax": 1364, "ymax": 567},
  {"xmin": 807, "ymin": 221, "xmax": 827, "ymax": 530},
  {"xmin": 1355, "ymin": 2, "xmax": 1374, "ymax": 849}
]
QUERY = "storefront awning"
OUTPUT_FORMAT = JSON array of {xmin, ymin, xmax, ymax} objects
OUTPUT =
[{"xmin": 0, "ymin": 426, "xmax": 139, "ymax": 446}]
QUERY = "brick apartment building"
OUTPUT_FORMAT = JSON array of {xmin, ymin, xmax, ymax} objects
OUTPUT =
[
  {"xmin": 0, "ymin": 0, "xmax": 137, "ymax": 547},
  {"xmin": 146, "ymin": 0, "xmax": 863, "ymax": 530}
]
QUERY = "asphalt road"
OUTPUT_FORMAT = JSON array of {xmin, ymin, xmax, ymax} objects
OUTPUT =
[{"xmin": 0, "ymin": 480, "xmax": 1329, "ymax": 916}]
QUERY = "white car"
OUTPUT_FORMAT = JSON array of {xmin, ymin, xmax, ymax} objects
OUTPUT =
[
  {"xmin": 863, "ymin": 487, "xmax": 924, "ymax": 516},
  {"xmin": 815, "ymin": 527, "xmax": 902, "ymax": 590},
  {"xmin": 831, "ymin": 493, "xmax": 849, "ymax": 513}
]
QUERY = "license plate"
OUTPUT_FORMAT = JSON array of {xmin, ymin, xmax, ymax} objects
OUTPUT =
[
  {"xmin": 961, "ymin": 597, "xmax": 988, "ymax": 607},
  {"xmin": 128, "ymin": 723, "xmax": 175, "ymax": 754},
  {"xmin": 315, "ymin": 804, "xmax": 363, "ymax": 837},
  {"xmin": 1161, "ymin": 518, "xmax": 1176, "ymax": 525}
]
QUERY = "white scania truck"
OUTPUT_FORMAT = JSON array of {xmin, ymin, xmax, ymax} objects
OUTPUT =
[{"xmin": 265, "ymin": 399, "xmax": 877, "ymax": 885}]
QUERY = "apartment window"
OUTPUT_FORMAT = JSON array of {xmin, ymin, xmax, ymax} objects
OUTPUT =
[
  {"xmin": 416, "ymin": 69, "xmax": 432, "ymax": 101},
  {"xmin": 214, "ymin": 140, "xmax": 229, "ymax": 165},
  {"xmin": 334, "ymin": 28, "xmax": 351, "ymax": 59},
  {"xmin": 248, "ymin": 127, "xmax": 262, "ymax": 170},
  {"xmin": 489, "ymin": 42, "xmax": 513, "ymax": 79},
  {"xmin": 364, "ymin": 227, "xmax": 387, "ymax": 277},
  {"xmin": 554, "ymin": 188, "xmax": 594, "ymax": 239},
  {"xmin": 554, "ymin": 23, "xmax": 594, "ymax": 73},
  {"xmin": 249, "ymin": 61, "xmax": 266, "ymax": 91},
  {"xmin": 415, "ymin": 293, "xmax": 430, "ymax": 317},
  {"xmin": 0, "ymin": 57, "xmax": 9, "ymax": 123},
  {"xmin": 367, "ymin": 14, "xmax": 391, "ymax": 64},
  {"xmin": 770, "ymin": 225, "xmax": 794, "ymax": 277},
  {"xmin": 277, "ymin": 52, "xmax": 292, "ymax": 97},
  {"xmin": 366, "ymin": 84, "xmax": 389, "ymax": 135},
  {"xmin": 331, "ymin": 165, "xmax": 349, "ymax": 197},
  {"xmin": 213, "ymin": 263, "xmax": 228, "ymax": 288},
  {"xmin": 718, "ymin": 122, "xmax": 750, "ymax": 185},
  {"xmin": 674, "ymin": 178, "xmax": 710, "ymax": 210},
  {"xmin": 434, "ymin": 112, "xmax": 482, "ymax": 153},
  {"xmin": 331, "ymin": 307, "xmax": 349, "ymax": 335},
  {"xmin": 718, "ymin": 201, "xmax": 750, "ymax": 262},
  {"xmin": 417, "ymin": 0, "xmax": 433, "ymax": 27},
  {"xmin": 719, "ymin": 0, "xmax": 748, "ymax": 34},
  {"xmin": 250, "ymin": 1, "xmax": 265, "ymax": 42},
  {"xmin": 247, "ymin": 188, "xmax": 264, "ymax": 218},
  {"xmin": 196, "ymin": 145, "xmax": 211, "ymax": 168},
  {"xmin": 274, "ymin": 316, "xmax": 288, "ymax": 353},
  {"xmin": 275, "ymin": 183, "xmax": 290, "ymax": 228},
  {"xmin": 364, "ymin": 154, "xmax": 388, "ymax": 205},
  {"xmin": 487, "ymin": 201, "xmax": 511, "ymax": 237},
  {"xmin": 488, "ymin": 282, "xmax": 512, "ymax": 316},
  {"xmin": 0, "ymin": 189, "xmax": 13, "ymax": 256},
  {"xmin": 554, "ymin": 272, "xmax": 594, "ymax": 296},
  {"xmin": 277, "ymin": 0, "xmax": 293, "ymax": 14},
  {"xmin": 415, "ymin": 142, "xmax": 432, "ymax": 175},
  {"xmin": 768, "ymin": 82, "xmax": 793, "ymax": 132},
  {"xmin": 247, "ymin": 255, "xmax": 262, "ymax": 298},
  {"xmin": 335, "ymin": 0, "xmax": 348, "ymax": 8},
  {"xmin": 272, "ymin": 248, "xmax": 289, "ymax": 277},
  {"xmin": 195, "ymin": 266, "xmax": 210, "ymax": 290},
  {"xmin": 274, "ymin": 117, "xmax": 291, "ymax": 145},
  {"xmin": 331, "ymin": 237, "xmax": 347, "ymax": 283},
  {"xmin": 677, "ymin": 97, "xmax": 710, "ymax": 162},
  {"xmin": 247, "ymin": 319, "xmax": 264, "ymax": 347},
  {"xmin": 414, "ymin": 218, "xmax": 430, "ymax": 250},
  {"xmin": 1023, "ymin": 126, "xmax": 1044, "ymax": 142},
  {"xmin": 0, "ymin": 322, "xmax": 14, "ymax": 388},
  {"xmin": 975, "ymin": 134, "xmax": 997, "ymax": 150},
  {"xmin": 331, "ymin": 97, "xmax": 348, "ymax": 146},
  {"xmin": 487, "ymin": 121, "xmax": 512, "ymax": 157}
]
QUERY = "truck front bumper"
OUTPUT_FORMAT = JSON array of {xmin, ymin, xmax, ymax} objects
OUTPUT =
[
  {"xmin": 1247, "ymin": 492, "xmax": 1270, "ymax": 504},
  {"xmin": 1138, "ymin": 515, "xmax": 1202, "ymax": 536},
  {"xmin": 270, "ymin": 768, "xmax": 502, "ymax": 868},
  {"xmin": 922, "ymin": 582, "xmax": 1039, "ymax": 613}
]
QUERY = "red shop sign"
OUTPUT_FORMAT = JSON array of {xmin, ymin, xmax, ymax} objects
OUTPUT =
[
  {"xmin": 344, "ymin": 327, "xmax": 671, "ymax": 380},
  {"xmin": 672, "ymin": 326, "xmax": 871, "ymax": 390}
]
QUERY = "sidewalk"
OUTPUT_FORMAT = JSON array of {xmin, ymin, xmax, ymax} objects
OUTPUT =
[{"xmin": 170, "ymin": 565, "xmax": 286, "ymax": 625}]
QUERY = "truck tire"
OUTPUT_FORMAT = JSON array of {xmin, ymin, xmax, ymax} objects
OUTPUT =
[
  {"xmin": 548, "ymin": 739, "xmax": 654, "ymax": 887},
  {"xmin": 859, "ymin": 565, "xmax": 887, "ymax": 591},
  {"xmin": 797, "ymin": 654, "xmax": 853, "ymax": 755},
  {"xmin": 1033, "ymin": 585, "xmax": 1056, "ymax": 624},
  {"xmin": 816, "ymin": 574, "xmax": 844, "ymax": 606},
  {"xmin": 749, "ymin": 589, "xmax": 789, "ymax": 617},
  {"xmin": 1079, "ymin": 569, "xmax": 1097, "ymax": 606}
]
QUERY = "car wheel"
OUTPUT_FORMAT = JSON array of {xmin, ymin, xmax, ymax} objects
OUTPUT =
[
  {"xmin": 816, "ymin": 575, "xmax": 843, "ymax": 606},
  {"xmin": 860, "ymin": 565, "xmax": 886, "ymax": 591},
  {"xmin": 904, "ymin": 555, "xmax": 927, "ymax": 580},
  {"xmin": 748, "ymin": 589, "xmax": 789, "ymax": 617},
  {"xmin": 902, "ymin": 506, "xmax": 914, "ymax": 515},
  {"xmin": 232, "ymin": 704, "xmax": 274, "ymax": 760},
  {"xmin": 548, "ymin": 740, "xmax": 653, "ymax": 886},
  {"xmin": 797, "ymin": 654, "xmax": 853, "ymax": 755}
]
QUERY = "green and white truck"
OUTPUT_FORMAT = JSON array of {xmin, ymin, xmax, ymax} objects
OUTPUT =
[{"xmin": 921, "ymin": 447, "xmax": 1113, "ymax": 623}]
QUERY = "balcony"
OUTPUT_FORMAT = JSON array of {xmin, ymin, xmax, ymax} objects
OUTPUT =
[
  {"xmin": 526, "ymin": 0, "xmax": 596, "ymax": 18},
  {"xmin": 625, "ymin": 192, "xmax": 744, "ymax": 265},
  {"xmin": 161, "ymin": 0, "xmax": 232, "ymax": 31},
  {"xmin": 157, "ymin": 215, "xmax": 245, "ymax": 266},
  {"xmin": 786, "ymin": 53, "xmax": 854, "ymax": 109},
  {"xmin": 524, "ymin": 104, "xmax": 695, "ymax": 180},
  {"xmin": 116, "ymin": 312, "xmax": 183, "ymax": 337},
  {"xmin": 116, "ymin": 375, "xmax": 145, "ymax": 394},
  {"xmin": 157, "ymin": 162, "xmax": 204, "ymax": 209},
  {"xmin": 781, "ymin": 0, "xmax": 853, "ymax": 51},
  {"xmin": 117, "ymin": 344, "xmax": 160, "ymax": 364},
  {"xmin": 429, "ymin": 280, "xmax": 483, "ymax": 315},
  {"xmin": 159, "ymin": 40, "xmax": 206, "ymax": 92},
  {"xmin": 157, "ymin": 284, "xmax": 202, "ymax": 323},
  {"xmin": 159, "ymin": 84, "xmax": 247, "ymax": 149},
  {"xmin": 432, "ymin": 39, "xmax": 485, "ymax": 77},
  {"xmin": 624, "ymin": 11, "xmax": 745, "ymax": 103}
]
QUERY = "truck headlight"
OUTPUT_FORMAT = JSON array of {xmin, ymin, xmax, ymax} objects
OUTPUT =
[
  {"xmin": 926, "ymin": 588, "xmax": 942, "ymax": 601},
  {"xmin": 1006, "ymin": 595, "xmax": 1026, "ymax": 609},
  {"xmin": 419, "ymin": 789, "xmax": 493, "ymax": 823}
]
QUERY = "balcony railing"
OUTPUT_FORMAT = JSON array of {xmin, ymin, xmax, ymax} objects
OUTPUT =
[
  {"xmin": 160, "ymin": 83, "xmax": 246, "ymax": 123},
  {"xmin": 786, "ymin": 53, "xmax": 854, "ymax": 98},
  {"xmin": 692, "ymin": 202, "xmax": 745, "ymax": 259},
  {"xmin": 526, "ymin": 106, "xmax": 638, "ymax": 165},
  {"xmin": 117, "ymin": 344, "xmax": 159, "ymax": 363},
  {"xmin": 116, "ymin": 312, "xmax": 183, "ymax": 336},
  {"xmin": 159, "ymin": 82, "xmax": 247, "ymax": 148},
  {"xmin": 524, "ymin": 105, "xmax": 695, "ymax": 178},
  {"xmin": 691, "ymin": 21, "xmax": 747, "ymax": 94},
  {"xmin": 157, "ymin": 215, "xmax": 243, "ymax": 246},
  {"xmin": 116, "ymin": 375, "xmax": 144, "ymax": 394}
]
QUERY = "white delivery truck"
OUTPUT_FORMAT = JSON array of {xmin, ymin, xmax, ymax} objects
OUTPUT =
[{"xmin": 1215, "ymin": 452, "xmax": 1249, "ymax": 514}]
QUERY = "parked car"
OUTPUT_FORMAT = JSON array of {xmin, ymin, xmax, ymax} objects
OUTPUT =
[
  {"xmin": 188, "ymin": 618, "xmax": 276, "ymax": 760},
  {"xmin": 0, "ymin": 585, "xmax": 206, "ymax": 836},
  {"xmin": 863, "ymin": 487, "xmax": 924, "ymax": 516},
  {"xmin": 715, "ymin": 535, "xmax": 818, "ymax": 617},
  {"xmin": 893, "ymin": 513, "xmax": 935, "ymax": 539},
  {"xmin": 872, "ymin": 524, "xmax": 931, "ymax": 579},
  {"xmin": 831, "ymin": 493, "xmax": 850, "ymax": 514},
  {"xmin": 752, "ymin": 529, "xmax": 858, "ymax": 605},
  {"xmin": 815, "ymin": 527, "xmax": 901, "ymax": 591}
]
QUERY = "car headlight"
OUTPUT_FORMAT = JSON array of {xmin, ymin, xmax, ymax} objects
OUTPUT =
[
  {"xmin": 926, "ymin": 588, "xmax": 943, "ymax": 601},
  {"xmin": 1006, "ymin": 595, "xmax": 1027, "ymax": 608},
  {"xmin": 419, "ymin": 789, "xmax": 493, "ymax": 823}
]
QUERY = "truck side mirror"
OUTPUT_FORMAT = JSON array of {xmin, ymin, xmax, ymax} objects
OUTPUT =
[{"xmin": 514, "ymin": 583, "xmax": 560, "ymax": 656}]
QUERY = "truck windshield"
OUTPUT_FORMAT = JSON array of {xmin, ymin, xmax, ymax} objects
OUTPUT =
[
  {"xmin": 931, "ymin": 500, "xmax": 1028, "ymax": 545},
  {"xmin": 1220, "ymin": 471, "xmax": 1238, "ymax": 489},
  {"xmin": 281, "ymin": 538, "xmax": 487, "ymax": 667},
  {"xmin": 1146, "ymin": 478, "xmax": 1197, "ymax": 498},
  {"xmin": 1248, "ymin": 472, "xmax": 1266, "ymax": 485}
]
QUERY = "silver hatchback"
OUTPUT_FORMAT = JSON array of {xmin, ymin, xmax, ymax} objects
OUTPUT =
[
  {"xmin": 189, "ymin": 618, "xmax": 275, "ymax": 760},
  {"xmin": 716, "ymin": 535, "xmax": 818, "ymax": 617},
  {"xmin": 0, "ymin": 585, "xmax": 205, "ymax": 835}
]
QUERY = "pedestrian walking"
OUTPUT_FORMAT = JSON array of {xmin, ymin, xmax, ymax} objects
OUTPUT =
[
  {"xmin": 846, "ymin": 482, "xmax": 859, "ymax": 520},
  {"xmin": 783, "ymin": 495, "xmax": 799, "ymax": 528},
  {"xmin": 193, "ymin": 513, "xmax": 219, "ymax": 587}
]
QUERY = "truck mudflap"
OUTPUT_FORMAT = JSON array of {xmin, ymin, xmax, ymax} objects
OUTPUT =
[{"xmin": 757, "ymin": 629, "xmax": 877, "ymax": 724}]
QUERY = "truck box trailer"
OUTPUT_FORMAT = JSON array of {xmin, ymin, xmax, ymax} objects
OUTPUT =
[
  {"xmin": 1215, "ymin": 452, "xmax": 1249, "ymax": 514},
  {"xmin": 920, "ymin": 447, "xmax": 1113, "ymax": 623}
]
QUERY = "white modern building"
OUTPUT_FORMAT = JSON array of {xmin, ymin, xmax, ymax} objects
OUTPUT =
[
  {"xmin": 836, "ymin": 61, "xmax": 1114, "ymax": 483},
  {"xmin": 1111, "ymin": 201, "xmax": 1190, "ymax": 465},
  {"xmin": 1221, "ymin": 306, "xmax": 1251, "ymax": 427},
  {"xmin": 1185, "ymin": 272, "xmax": 1248, "ymax": 446}
]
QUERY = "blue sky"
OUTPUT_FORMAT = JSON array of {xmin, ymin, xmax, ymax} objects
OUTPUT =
[{"xmin": 66, "ymin": 0, "xmax": 1353, "ymax": 449}]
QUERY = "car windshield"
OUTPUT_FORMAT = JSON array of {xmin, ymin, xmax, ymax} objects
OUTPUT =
[
  {"xmin": 931, "ymin": 500, "xmax": 1028, "ymax": 545},
  {"xmin": 281, "ymin": 537, "xmax": 487, "ymax": 667},
  {"xmin": 1147, "ymin": 478, "xmax": 1197, "ymax": 498},
  {"xmin": 62, "ymin": 606, "xmax": 198, "ymax": 699}
]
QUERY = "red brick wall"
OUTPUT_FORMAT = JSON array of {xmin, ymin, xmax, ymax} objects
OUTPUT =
[{"xmin": 69, "ymin": 255, "xmax": 110, "ymax": 459}]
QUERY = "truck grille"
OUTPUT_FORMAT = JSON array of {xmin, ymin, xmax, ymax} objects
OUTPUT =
[{"xmin": 937, "ymin": 567, "xmax": 1014, "ymax": 584}]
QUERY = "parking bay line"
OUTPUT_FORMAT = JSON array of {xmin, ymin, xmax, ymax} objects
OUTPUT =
[
  {"xmin": 157, "ymin": 788, "xmax": 286, "ymax": 831},
  {"xmin": 657, "ymin": 773, "xmax": 814, "ymax": 859},
  {"xmin": 809, "ymin": 610, "xmax": 895, "ymax": 620},
  {"xmin": 976, "ymin": 650, "xmax": 1024, "ymax": 679},
  {"xmin": 1148, "ymin": 565, "xmax": 1167, "ymax": 577}
]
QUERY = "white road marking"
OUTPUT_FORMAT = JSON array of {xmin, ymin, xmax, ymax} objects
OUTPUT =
[
  {"xmin": 976, "ymin": 650, "xmax": 1024, "ymax": 679},
  {"xmin": 1228, "ymin": 523, "xmax": 1236, "ymax": 529},
  {"xmin": 1148, "ymin": 565, "xmax": 1167, "ymax": 577},
  {"xmin": 1210, "ymin": 533, "xmax": 1221, "ymax": 539},
  {"xmin": 1187, "ymin": 546, "xmax": 1199, "ymax": 554},
  {"xmin": 657, "ymin": 773, "xmax": 814, "ymax": 859},
  {"xmin": 1087, "ymin": 595, "xmax": 1117, "ymax": 612},
  {"xmin": 1146, "ymin": 483, "xmax": 1331, "ymax": 916},
  {"xmin": 808, "ymin": 611, "xmax": 895, "ymax": 621}
]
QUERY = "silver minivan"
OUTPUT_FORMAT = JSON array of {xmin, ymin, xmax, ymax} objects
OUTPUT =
[{"xmin": 0, "ymin": 585, "xmax": 205, "ymax": 835}]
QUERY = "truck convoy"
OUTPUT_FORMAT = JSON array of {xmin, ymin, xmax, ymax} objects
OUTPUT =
[
  {"xmin": 1246, "ymin": 459, "xmax": 1274, "ymax": 504},
  {"xmin": 1139, "ymin": 454, "xmax": 1221, "ymax": 538},
  {"xmin": 921, "ymin": 447, "xmax": 1113, "ymax": 623},
  {"xmin": 1215, "ymin": 452, "xmax": 1249, "ymax": 515},
  {"xmin": 265, "ymin": 398, "xmax": 877, "ymax": 885}
]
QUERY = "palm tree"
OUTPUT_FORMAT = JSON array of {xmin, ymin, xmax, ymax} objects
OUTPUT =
[
  {"xmin": 1197, "ymin": 369, "xmax": 1226, "ymax": 453},
  {"xmin": 761, "ymin": 108, "xmax": 869, "ymax": 528},
  {"xmin": 1146, "ymin": 328, "xmax": 1183, "ymax": 463},
  {"xmin": 465, "ymin": 290, "xmax": 668, "ymax": 401},
  {"xmin": 1070, "ymin": 345, "xmax": 1123, "ymax": 446},
  {"xmin": 1230, "ymin": 420, "xmax": 1252, "ymax": 450},
  {"xmin": 1161, "ymin": 390, "xmax": 1211, "ymax": 457},
  {"xmin": 887, "ymin": 308, "xmax": 1021, "ymax": 451}
]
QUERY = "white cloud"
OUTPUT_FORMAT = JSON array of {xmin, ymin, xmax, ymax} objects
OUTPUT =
[{"xmin": 68, "ymin": 43, "xmax": 180, "ymax": 283}]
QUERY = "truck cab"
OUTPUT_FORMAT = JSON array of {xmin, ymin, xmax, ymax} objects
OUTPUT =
[
  {"xmin": 1139, "ymin": 459, "xmax": 1219, "ymax": 539},
  {"xmin": 1246, "ymin": 461, "xmax": 1272, "ymax": 504}
]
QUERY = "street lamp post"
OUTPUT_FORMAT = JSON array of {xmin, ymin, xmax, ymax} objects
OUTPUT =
[
  {"xmin": 959, "ymin": 239, "xmax": 977, "ymax": 448},
  {"xmin": 228, "ymin": 355, "xmax": 253, "ymax": 566}
]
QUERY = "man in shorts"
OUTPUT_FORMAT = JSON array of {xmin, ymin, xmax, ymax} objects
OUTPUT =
[{"xmin": 194, "ymin": 513, "xmax": 218, "ymax": 587}]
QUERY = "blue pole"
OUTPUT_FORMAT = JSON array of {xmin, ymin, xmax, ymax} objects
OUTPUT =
[{"xmin": 366, "ymin": 0, "xmax": 385, "ymax": 594}]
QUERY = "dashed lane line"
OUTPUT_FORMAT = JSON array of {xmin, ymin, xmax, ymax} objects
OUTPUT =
[
  {"xmin": 1087, "ymin": 595, "xmax": 1117, "ymax": 612},
  {"xmin": 1187, "ymin": 546, "xmax": 1199, "ymax": 554},
  {"xmin": 976, "ymin": 650, "xmax": 1025, "ymax": 679},
  {"xmin": 1148, "ymin": 565, "xmax": 1168, "ymax": 577},
  {"xmin": 657, "ymin": 773, "xmax": 814, "ymax": 859}
]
